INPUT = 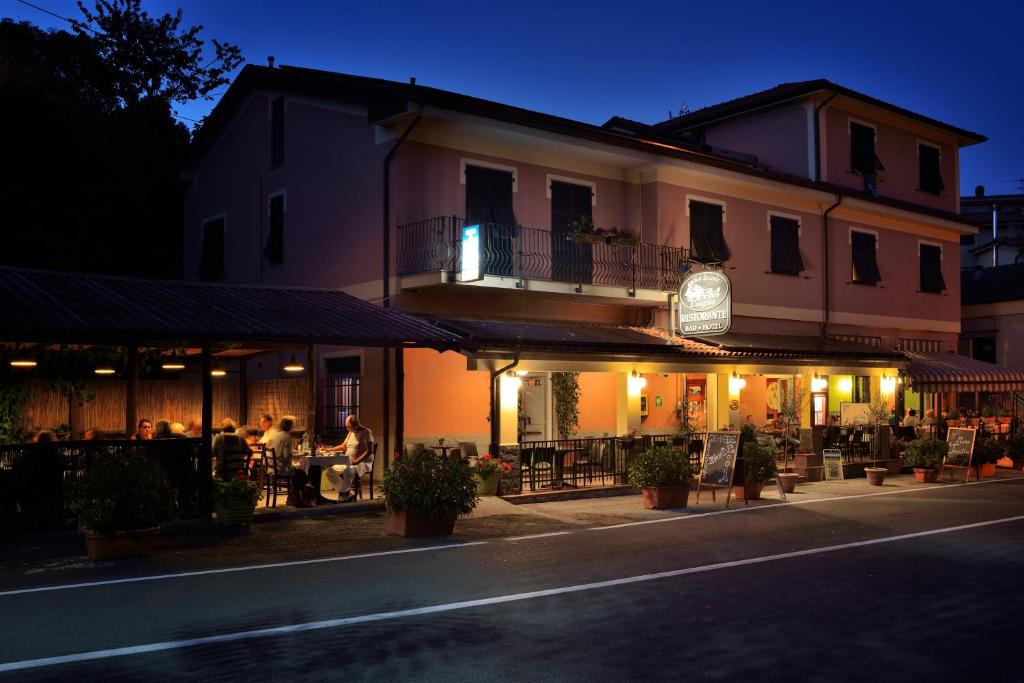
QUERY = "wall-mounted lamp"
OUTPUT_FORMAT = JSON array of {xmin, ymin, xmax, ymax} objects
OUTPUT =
[
  {"xmin": 880, "ymin": 376, "xmax": 897, "ymax": 395},
  {"xmin": 838, "ymin": 377, "xmax": 853, "ymax": 393},
  {"xmin": 811, "ymin": 374, "xmax": 828, "ymax": 393},
  {"xmin": 630, "ymin": 371, "xmax": 648, "ymax": 389},
  {"xmin": 515, "ymin": 370, "xmax": 528, "ymax": 376},
  {"xmin": 728, "ymin": 372, "xmax": 746, "ymax": 392},
  {"xmin": 283, "ymin": 355, "xmax": 304, "ymax": 373}
]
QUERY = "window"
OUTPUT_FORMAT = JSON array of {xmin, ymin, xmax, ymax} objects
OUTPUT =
[
  {"xmin": 918, "ymin": 144, "xmax": 944, "ymax": 194},
  {"xmin": 465, "ymin": 165, "xmax": 516, "ymax": 276},
  {"xmin": 198, "ymin": 217, "xmax": 225, "ymax": 282},
  {"xmin": 972, "ymin": 337, "xmax": 997, "ymax": 364},
  {"xmin": 850, "ymin": 230, "xmax": 881, "ymax": 285},
  {"xmin": 769, "ymin": 215, "xmax": 804, "ymax": 275},
  {"xmin": 853, "ymin": 376, "xmax": 871, "ymax": 403},
  {"xmin": 689, "ymin": 200, "xmax": 729, "ymax": 263},
  {"xmin": 550, "ymin": 180, "xmax": 594, "ymax": 284},
  {"xmin": 850, "ymin": 122, "xmax": 884, "ymax": 194},
  {"xmin": 919, "ymin": 244, "xmax": 945, "ymax": 293},
  {"xmin": 265, "ymin": 193, "xmax": 285, "ymax": 265},
  {"xmin": 323, "ymin": 357, "xmax": 360, "ymax": 433},
  {"xmin": 270, "ymin": 96, "xmax": 285, "ymax": 168}
]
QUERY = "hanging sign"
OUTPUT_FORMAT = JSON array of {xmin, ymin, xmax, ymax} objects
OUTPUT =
[
  {"xmin": 677, "ymin": 270, "xmax": 732, "ymax": 336},
  {"xmin": 460, "ymin": 224, "xmax": 482, "ymax": 282}
]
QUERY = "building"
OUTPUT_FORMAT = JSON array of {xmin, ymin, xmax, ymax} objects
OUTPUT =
[{"xmin": 183, "ymin": 66, "xmax": 991, "ymax": 487}]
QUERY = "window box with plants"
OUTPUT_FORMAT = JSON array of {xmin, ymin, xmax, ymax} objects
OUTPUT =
[
  {"xmin": 627, "ymin": 444, "xmax": 694, "ymax": 509},
  {"xmin": 973, "ymin": 437, "xmax": 1004, "ymax": 478},
  {"xmin": 568, "ymin": 218, "xmax": 639, "ymax": 247},
  {"xmin": 381, "ymin": 447, "xmax": 479, "ymax": 536},
  {"xmin": 213, "ymin": 474, "xmax": 262, "ymax": 526},
  {"xmin": 735, "ymin": 441, "xmax": 777, "ymax": 500},
  {"xmin": 69, "ymin": 452, "xmax": 175, "ymax": 560},
  {"xmin": 902, "ymin": 438, "xmax": 947, "ymax": 483},
  {"xmin": 473, "ymin": 453, "xmax": 513, "ymax": 496}
]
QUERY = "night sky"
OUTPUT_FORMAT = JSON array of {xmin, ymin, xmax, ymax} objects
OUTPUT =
[{"xmin": 10, "ymin": 0, "xmax": 1022, "ymax": 196}]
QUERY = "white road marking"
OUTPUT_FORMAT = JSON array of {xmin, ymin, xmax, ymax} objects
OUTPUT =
[
  {"xmin": 0, "ymin": 542, "xmax": 489, "ymax": 598},
  {"xmin": 3, "ymin": 474, "xmax": 1022, "ymax": 598},
  {"xmin": 2, "ymin": 514, "xmax": 1022, "ymax": 673}
]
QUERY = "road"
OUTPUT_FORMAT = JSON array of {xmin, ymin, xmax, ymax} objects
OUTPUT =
[{"xmin": 2, "ymin": 477, "xmax": 1023, "ymax": 681}]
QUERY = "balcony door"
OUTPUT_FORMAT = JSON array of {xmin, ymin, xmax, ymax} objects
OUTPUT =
[
  {"xmin": 551, "ymin": 180, "xmax": 593, "ymax": 284},
  {"xmin": 465, "ymin": 165, "xmax": 515, "ymax": 276}
]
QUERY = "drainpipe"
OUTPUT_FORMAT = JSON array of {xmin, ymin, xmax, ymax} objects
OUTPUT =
[
  {"xmin": 489, "ymin": 353, "xmax": 521, "ymax": 457},
  {"xmin": 813, "ymin": 91, "xmax": 838, "ymax": 182},
  {"xmin": 381, "ymin": 106, "xmax": 422, "ymax": 469},
  {"xmin": 821, "ymin": 195, "xmax": 842, "ymax": 339},
  {"xmin": 992, "ymin": 203, "xmax": 998, "ymax": 267}
]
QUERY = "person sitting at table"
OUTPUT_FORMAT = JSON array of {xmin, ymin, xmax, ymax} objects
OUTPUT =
[
  {"xmin": 213, "ymin": 419, "xmax": 252, "ymax": 477},
  {"xmin": 153, "ymin": 419, "xmax": 187, "ymax": 439},
  {"xmin": 130, "ymin": 418, "xmax": 153, "ymax": 440},
  {"xmin": 257, "ymin": 413, "xmax": 280, "ymax": 445},
  {"xmin": 171, "ymin": 422, "xmax": 188, "ymax": 436},
  {"xmin": 324, "ymin": 415, "xmax": 375, "ymax": 503},
  {"xmin": 901, "ymin": 409, "xmax": 920, "ymax": 429}
]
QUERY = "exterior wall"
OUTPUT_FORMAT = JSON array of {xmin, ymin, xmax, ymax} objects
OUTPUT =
[
  {"xmin": 404, "ymin": 348, "xmax": 489, "ymax": 448},
  {"xmin": 639, "ymin": 373, "xmax": 683, "ymax": 432},
  {"xmin": 702, "ymin": 104, "xmax": 809, "ymax": 177},
  {"xmin": 963, "ymin": 301, "xmax": 1024, "ymax": 371},
  {"xmin": 822, "ymin": 105, "xmax": 957, "ymax": 213},
  {"xmin": 577, "ymin": 373, "xmax": 618, "ymax": 435}
]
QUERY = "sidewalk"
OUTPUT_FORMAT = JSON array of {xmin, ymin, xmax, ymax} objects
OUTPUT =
[{"xmin": 2, "ymin": 471, "xmax": 1021, "ymax": 592}]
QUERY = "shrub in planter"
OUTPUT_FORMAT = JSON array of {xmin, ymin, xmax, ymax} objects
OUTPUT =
[
  {"xmin": 69, "ymin": 452, "xmax": 175, "ymax": 559},
  {"xmin": 213, "ymin": 474, "xmax": 262, "ymax": 526},
  {"xmin": 974, "ymin": 437, "xmax": 1004, "ymax": 477},
  {"xmin": 738, "ymin": 441, "xmax": 777, "ymax": 500},
  {"xmin": 1009, "ymin": 432, "xmax": 1024, "ymax": 469},
  {"xmin": 382, "ymin": 450, "xmax": 479, "ymax": 536},
  {"xmin": 903, "ymin": 438, "xmax": 947, "ymax": 482},
  {"xmin": 627, "ymin": 445, "xmax": 694, "ymax": 509},
  {"xmin": 472, "ymin": 453, "xmax": 513, "ymax": 496}
]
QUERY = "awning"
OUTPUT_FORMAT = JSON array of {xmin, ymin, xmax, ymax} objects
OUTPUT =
[
  {"xmin": 0, "ymin": 267, "xmax": 460, "ymax": 349},
  {"xmin": 903, "ymin": 351, "xmax": 1024, "ymax": 393}
]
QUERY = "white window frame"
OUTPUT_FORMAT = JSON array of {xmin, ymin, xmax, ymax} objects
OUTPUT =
[
  {"xmin": 848, "ymin": 117, "xmax": 877, "ymax": 140},
  {"xmin": 849, "ymin": 226, "xmax": 878, "ymax": 245},
  {"xmin": 460, "ymin": 159, "xmax": 518, "ymax": 193},
  {"xmin": 686, "ymin": 195, "xmax": 727, "ymax": 237},
  {"xmin": 766, "ymin": 211, "xmax": 802, "ymax": 236},
  {"xmin": 917, "ymin": 239, "xmax": 944, "ymax": 260},
  {"xmin": 545, "ymin": 174, "xmax": 597, "ymax": 205}
]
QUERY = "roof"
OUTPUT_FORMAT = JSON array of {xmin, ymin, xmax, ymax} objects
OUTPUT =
[
  {"xmin": 903, "ymin": 351, "xmax": 1024, "ymax": 393},
  {"xmin": 649, "ymin": 79, "xmax": 987, "ymax": 145},
  {"xmin": 962, "ymin": 264, "xmax": 1024, "ymax": 306},
  {"xmin": 0, "ymin": 268, "xmax": 460, "ymax": 348},
  {"xmin": 187, "ymin": 66, "xmax": 977, "ymax": 231},
  {"xmin": 435, "ymin": 318, "xmax": 901, "ymax": 363}
]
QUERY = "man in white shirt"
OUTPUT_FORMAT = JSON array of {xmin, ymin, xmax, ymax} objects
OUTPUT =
[
  {"xmin": 257, "ymin": 413, "xmax": 280, "ymax": 445},
  {"xmin": 324, "ymin": 415, "xmax": 375, "ymax": 502}
]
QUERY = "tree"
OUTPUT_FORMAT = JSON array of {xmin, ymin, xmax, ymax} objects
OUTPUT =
[{"xmin": 0, "ymin": 2, "xmax": 243, "ymax": 279}]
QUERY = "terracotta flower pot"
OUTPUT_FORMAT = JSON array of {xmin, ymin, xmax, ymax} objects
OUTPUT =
[
  {"xmin": 82, "ymin": 527, "xmax": 159, "ymax": 561},
  {"xmin": 864, "ymin": 467, "xmax": 887, "ymax": 486},
  {"xmin": 777, "ymin": 473, "xmax": 799, "ymax": 493},
  {"xmin": 474, "ymin": 473, "xmax": 500, "ymax": 496},
  {"xmin": 213, "ymin": 499, "xmax": 257, "ymax": 526},
  {"xmin": 388, "ymin": 510, "xmax": 457, "ymax": 537},
  {"xmin": 913, "ymin": 468, "xmax": 937, "ymax": 483},
  {"xmin": 640, "ymin": 485, "xmax": 689, "ymax": 510},
  {"xmin": 732, "ymin": 482, "xmax": 765, "ymax": 500},
  {"xmin": 980, "ymin": 462, "xmax": 997, "ymax": 478}
]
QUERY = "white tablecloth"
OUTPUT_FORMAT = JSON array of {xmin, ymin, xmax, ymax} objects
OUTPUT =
[{"xmin": 293, "ymin": 454, "xmax": 350, "ymax": 473}]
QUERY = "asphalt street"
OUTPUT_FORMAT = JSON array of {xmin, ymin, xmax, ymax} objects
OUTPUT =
[{"xmin": 2, "ymin": 477, "xmax": 1023, "ymax": 681}]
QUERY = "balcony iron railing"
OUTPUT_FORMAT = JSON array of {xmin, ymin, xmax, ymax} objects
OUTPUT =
[{"xmin": 397, "ymin": 216, "xmax": 686, "ymax": 294}]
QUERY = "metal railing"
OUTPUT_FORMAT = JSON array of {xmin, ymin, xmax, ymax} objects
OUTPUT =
[
  {"xmin": 397, "ymin": 216, "xmax": 686, "ymax": 293},
  {"xmin": 0, "ymin": 439, "xmax": 208, "ymax": 533}
]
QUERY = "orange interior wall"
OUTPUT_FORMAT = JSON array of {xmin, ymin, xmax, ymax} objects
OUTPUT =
[
  {"xmin": 404, "ymin": 349, "xmax": 489, "ymax": 436},
  {"xmin": 641, "ymin": 373, "xmax": 681, "ymax": 429},
  {"xmin": 577, "ymin": 372, "xmax": 617, "ymax": 433},
  {"xmin": 740, "ymin": 376, "xmax": 769, "ymax": 423}
]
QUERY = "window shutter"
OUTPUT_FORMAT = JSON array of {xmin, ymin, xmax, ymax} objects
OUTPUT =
[
  {"xmin": 850, "ymin": 123, "xmax": 884, "ymax": 176},
  {"xmin": 851, "ymin": 231, "xmax": 881, "ymax": 285},
  {"xmin": 264, "ymin": 195, "xmax": 285, "ymax": 265},
  {"xmin": 919, "ymin": 244, "xmax": 945, "ymax": 293},
  {"xmin": 690, "ymin": 201, "xmax": 729, "ymax": 263},
  {"xmin": 770, "ymin": 216, "xmax": 804, "ymax": 275},
  {"xmin": 918, "ymin": 145, "xmax": 944, "ymax": 194}
]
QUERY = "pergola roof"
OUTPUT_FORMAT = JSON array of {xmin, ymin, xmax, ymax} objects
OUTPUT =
[{"xmin": 0, "ymin": 268, "xmax": 460, "ymax": 349}]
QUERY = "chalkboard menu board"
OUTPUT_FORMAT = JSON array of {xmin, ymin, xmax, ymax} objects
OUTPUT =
[
  {"xmin": 696, "ymin": 432, "xmax": 740, "ymax": 506},
  {"xmin": 823, "ymin": 449, "xmax": 844, "ymax": 481},
  {"xmin": 945, "ymin": 428, "xmax": 976, "ymax": 468}
]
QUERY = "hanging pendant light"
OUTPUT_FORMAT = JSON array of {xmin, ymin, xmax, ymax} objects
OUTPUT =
[
  {"xmin": 10, "ymin": 359, "xmax": 37, "ymax": 368},
  {"xmin": 211, "ymin": 368, "xmax": 227, "ymax": 377},
  {"xmin": 283, "ymin": 354, "xmax": 304, "ymax": 372},
  {"xmin": 94, "ymin": 367, "xmax": 116, "ymax": 375},
  {"xmin": 161, "ymin": 362, "xmax": 186, "ymax": 371}
]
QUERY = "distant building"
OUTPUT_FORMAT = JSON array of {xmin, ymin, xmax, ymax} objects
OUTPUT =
[{"xmin": 960, "ymin": 189, "xmax": 1024, "ymax": 269}]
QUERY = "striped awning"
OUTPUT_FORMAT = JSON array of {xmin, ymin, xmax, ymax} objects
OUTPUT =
[{"xmin": 903, "ymin": 351, "xmax": 1024, "ymax": 393}]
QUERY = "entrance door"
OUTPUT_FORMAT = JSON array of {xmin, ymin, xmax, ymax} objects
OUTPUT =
[
  {"xmin": 550, "ymin": 180, "xmax": 593, "ymax": 284},
  {"xmin": 520, "ymin": 373, "xmax": 549, "ymax": 441},
  {"xmin": 465, "ymin": 165, "xmax": 515, "ymax": 276}
]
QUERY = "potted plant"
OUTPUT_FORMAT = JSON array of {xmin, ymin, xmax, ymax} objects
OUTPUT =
[
  {"xmin": 473, "ymin": 453, "xmax": 513, "ymax": 496},
  {"xmin": 381, "ymin": 448, "xmax": 479, "ymax": 536},
  {"xmin": 902, "ymin": 438, "xmax": 947, "ymax": 483},
  {"xmin": 777, "ymin": 384, "xmax": 809, "ymax": 492},
  {"xmin": 605, "ymin": 227, "xmax": 639, "ymax": 247},
  {"xmin": 569, "ymin": 217, "xmax": 604, "ymax": 244},
  {"xmin": 737, "ymin": 441, "xmax": 777, "ymax": 500},
  {"xmin": 69, "ymin": 452, "xmax": 175, "ymax": 560},
  {"xmin": 864, "ymin": 466, "xmax": 888, "ymax": 486},
  {"xmin": 973, "ymin": 437, "xmax": 1004, "ymax": 478},
  {"xmin": 1010, "ymin": 432, "xmax": 1024, "ymax": 470},
  {"xmin": 627, "ymin": 445, "xmax": 694, "ymax": 509},
  {"xmin": 946, "ymin": 408, "xmax": 959, "ymax": 427},
  {"xmin": 212, "ymin": 473, "xmax": 262, "ymax": 525}
]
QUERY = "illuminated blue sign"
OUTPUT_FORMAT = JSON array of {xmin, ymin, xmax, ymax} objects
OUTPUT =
[{"xmin": 461, "ymin": 224, "xmax": 482, "ymax": 282}]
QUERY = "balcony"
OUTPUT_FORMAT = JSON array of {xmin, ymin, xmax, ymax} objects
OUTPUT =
[{"xmin": 397, "ymin": 216, "xmax": 685, "ymax": 300}]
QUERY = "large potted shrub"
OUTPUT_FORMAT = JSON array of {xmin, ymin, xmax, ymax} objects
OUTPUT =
[
  {"xmin": 737, "ymin": 441, "xmax": 777, "ymax": 500},
  {"xmin": 212, "ymin": 474, "xmax": 262, "ymax": 525},
  {"xmin": 903, "ymin": 438, "xmax": 947, "ymax": 483},
  {"xmin": 69, "ymin": 452, "xmax": 175, "ymax": 560},
  {"xmin": 627, "ymin": 445, "xmax": 694, "ymax": 509},
  {"xmin": 973, "ymin": 437, "xmax": 1004, "ymax": 478},
  {"xmin": 1010, "ymin": 432, "xmax": 1024, "ymax": 470},
  {"xmin": 381, "ymin": 449, "xmax": 479, "ymax": 536},
  {"xmin": 473, "ymin": 453, "xmax": 513, "ymax": 496}
]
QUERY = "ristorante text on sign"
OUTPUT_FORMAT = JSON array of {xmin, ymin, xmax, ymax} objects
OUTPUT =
[{"xmin": 678, "ymin": 269, "xmax": 732, "ymax": 336}]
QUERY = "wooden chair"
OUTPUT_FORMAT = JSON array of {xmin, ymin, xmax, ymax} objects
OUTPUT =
[
  {"xmin": 263, "ymin": 447, "xmax": 292, "ymax": 508},
  {"xmin": 353, "ymin": 442, "xmax": 378, "ymax": 500},
  {"xmin": 218, "ymin": 449, "xmax": 252, "ymax": 481}
]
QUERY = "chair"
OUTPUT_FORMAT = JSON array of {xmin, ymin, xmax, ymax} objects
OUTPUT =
[
  {"xmin": 218, "ymin": 449, "xmax": 252, "ymax": 481},
  {"xmin": 458, "ymin": 441, "xmax": 480, "ymax": 460},
  {"xmin": 572, "ymin": 440, "xmax": 602, "ymax": 487},
  {"xmin": 352, "ymin": 442, "xmax": 377, "ymax": 500},
  {"xmin": 532, "ymin": 446, "xmax": 555, "ymax": 489},
  {"xmin": 263, "ymin": 447, "xmax": 292, "ymax": 508}
]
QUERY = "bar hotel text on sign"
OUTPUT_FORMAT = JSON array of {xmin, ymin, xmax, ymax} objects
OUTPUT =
[{"xmin": 677, "ymin": 269, "xmax": 732, "ymax": 337}]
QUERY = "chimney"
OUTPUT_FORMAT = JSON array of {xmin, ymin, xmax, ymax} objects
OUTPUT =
[
  {"xmin": 975, "ymin": 184, "xmax": 985, "ymax": 197},
  {"xmin": 410, "ymin": 77, "xmax": 416, "ymax": 85},
  {"xmin": 267, "ymin": 56, "xmax": 275, "ymax": 68}
]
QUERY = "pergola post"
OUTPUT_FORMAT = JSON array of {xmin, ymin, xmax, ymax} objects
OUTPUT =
[
  {"xmin": 125, "ymin": 344, "xmax": 138, "ymax": 437},
  {"xmin": 200, "ymin": 342, "xmax": 213, "ymax": 511},
  {"xmin": 238, "ymin": 358, "xmax": 248, "ymax": 427},
  {"xmin": 307, "ymin": 345, "xmax": 317, "ymax": 453},
  {"xmin": 395, "ymin": 347, "xmax": 404, "ymax": 458}
]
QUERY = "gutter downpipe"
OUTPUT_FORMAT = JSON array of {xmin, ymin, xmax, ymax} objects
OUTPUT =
[
  {"xmin": 821, "ymin": 195, "xmax": 842, "ymax": 339},
  {"xmin": 382, "ymin": 106, "xmax": 422, "ymax": 469},
  {"xmin": 813, "ymin": 91, "xmax": 838, "ymax": 182},
  {"xmin": 489, "ymin": 352, "xmax": 521, "ymax": 457}
]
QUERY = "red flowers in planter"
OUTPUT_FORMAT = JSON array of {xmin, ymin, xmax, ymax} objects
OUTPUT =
[{"xmin": 475, "ymin": 453, "xmax": 513, "ymax": 477}]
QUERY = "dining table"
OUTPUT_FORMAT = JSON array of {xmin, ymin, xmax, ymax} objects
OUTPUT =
[{"xmin": 294, "ymin": 453, "xmax": 350, "ymax": 504}]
